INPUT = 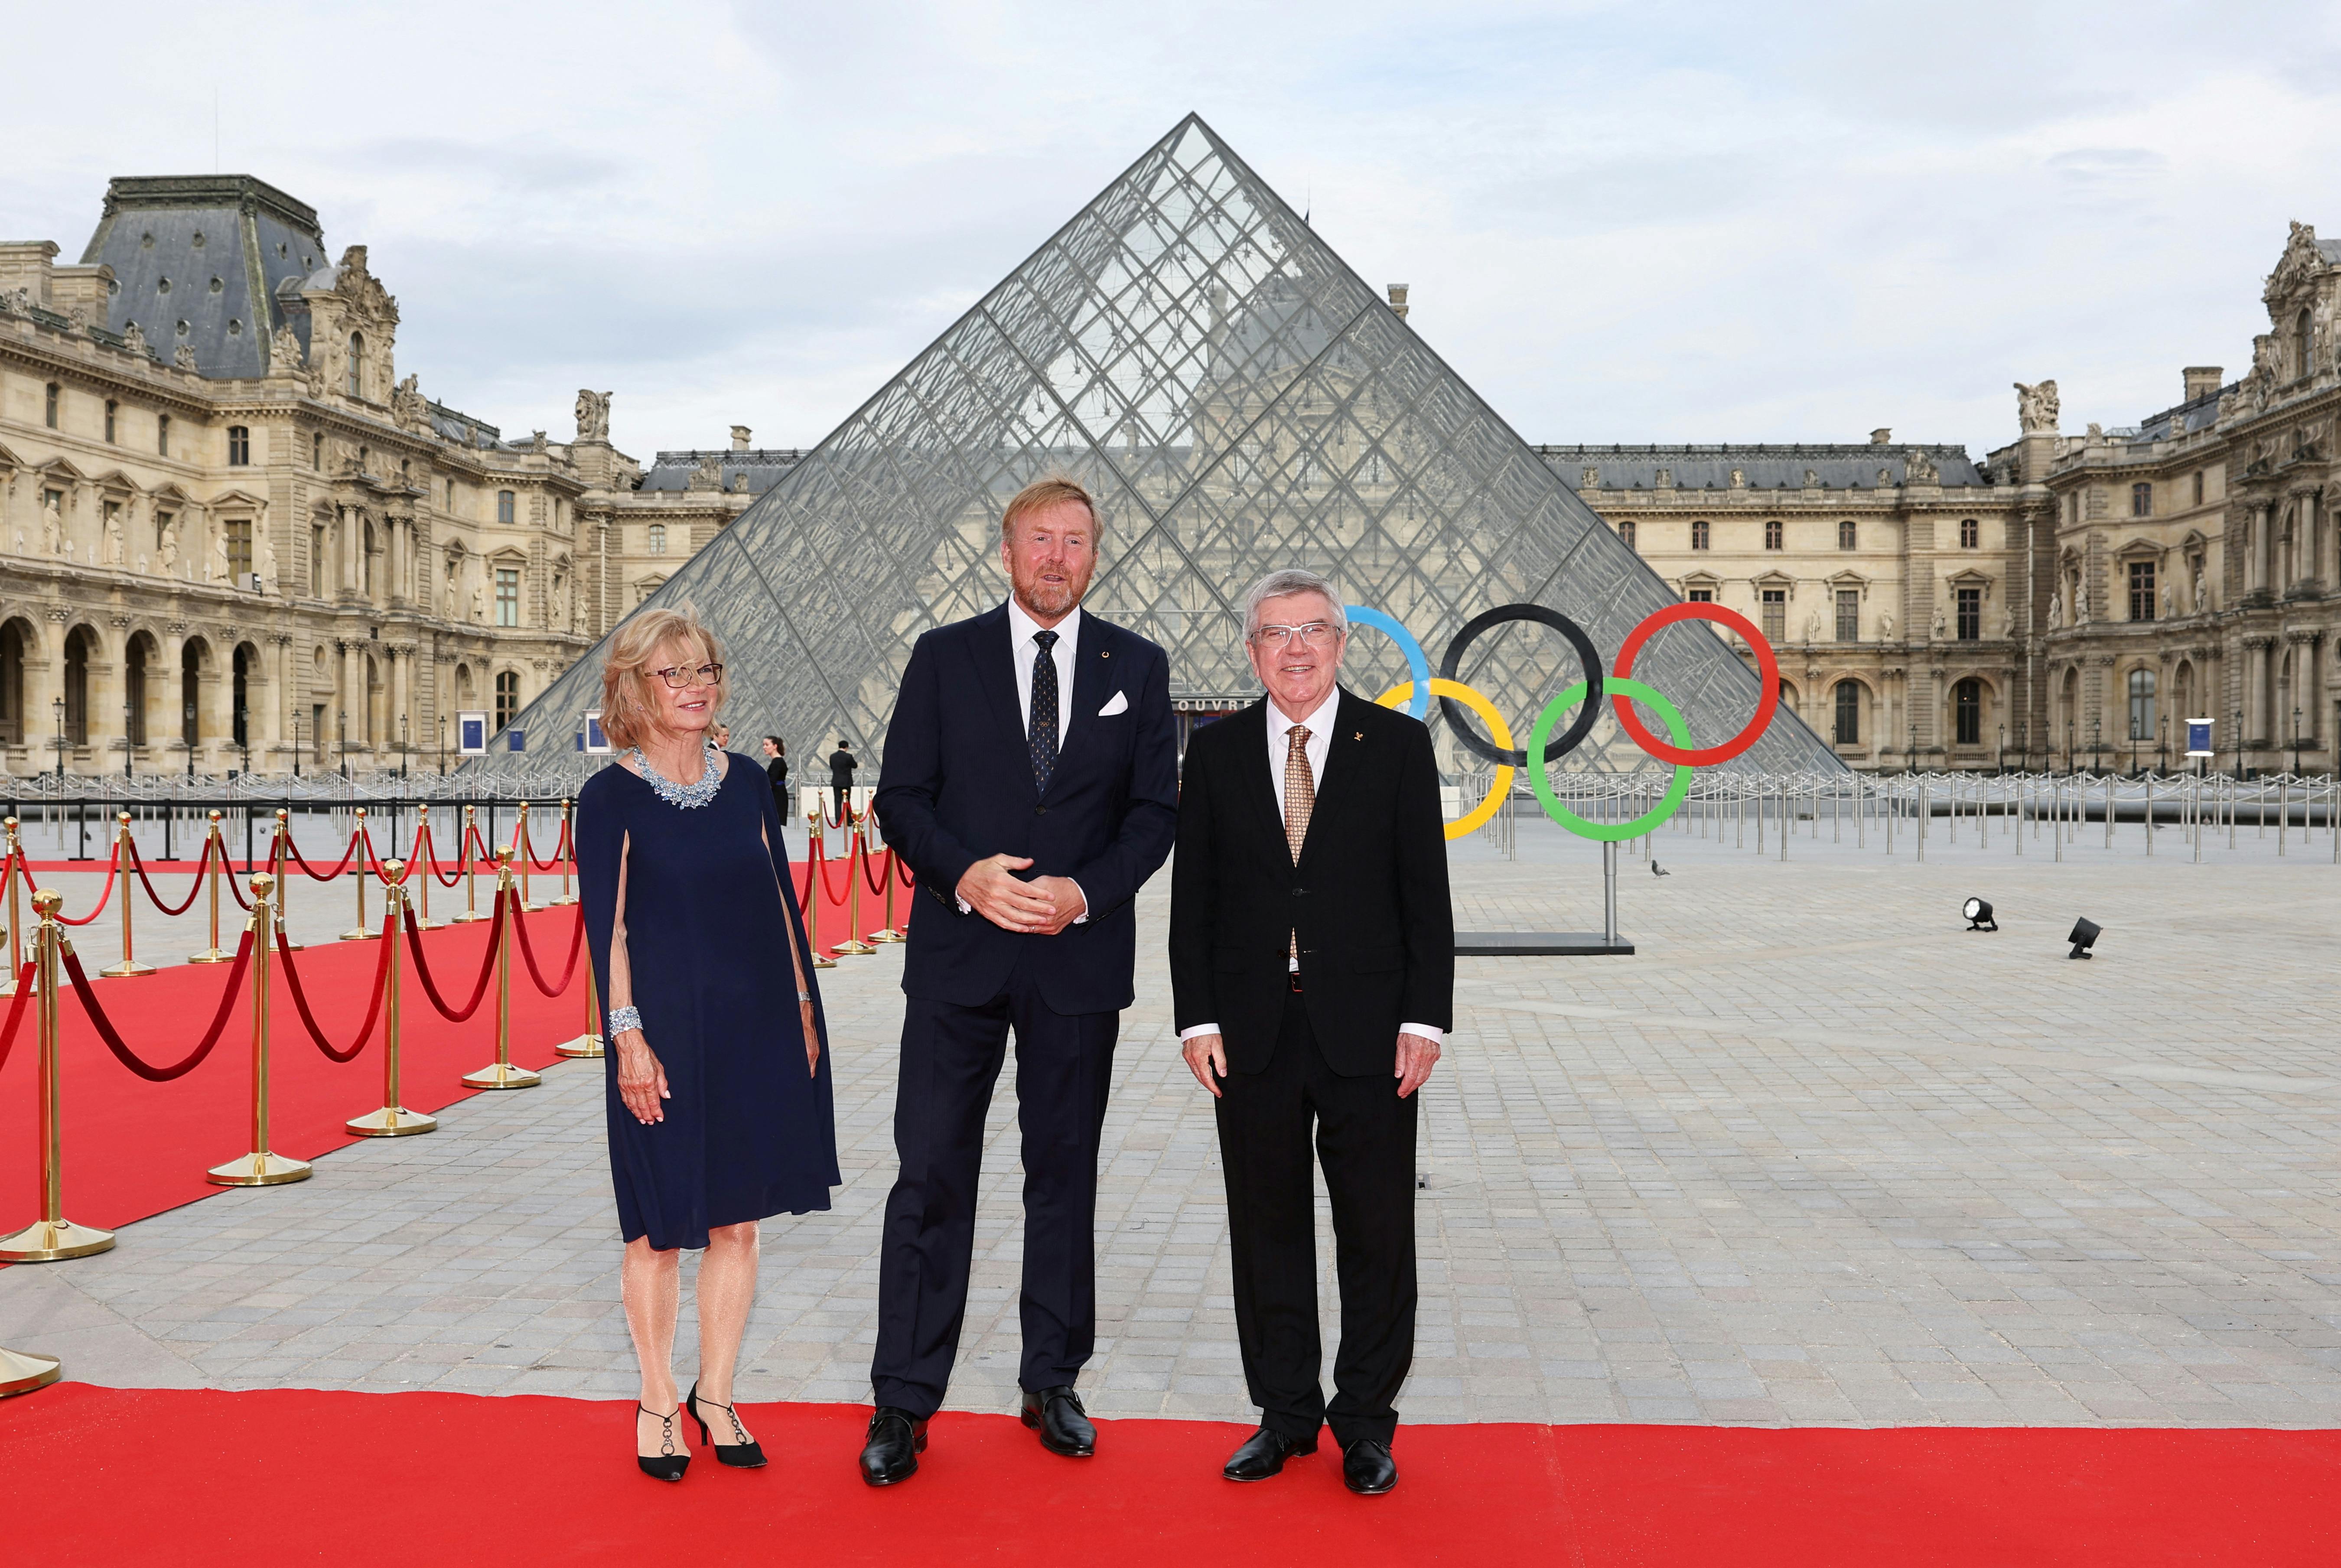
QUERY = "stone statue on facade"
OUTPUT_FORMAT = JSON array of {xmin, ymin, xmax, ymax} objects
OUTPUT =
[
  {"xmin": 40, "ymin": 491, "xmax": 61, "ymax": 555},
  {"xmin": 2193, "ymin": 569, "xmax": 2208, "ymax": 613},
  {"xmin": 1931, "ymin": 603, "xmax": 1947, "ymax": 640},
  {"xmin": 576, "ymin": 390, "xmax": 612, "ymax": 442},
  {"xmin": 173, "ymin": 344, "xmax": 198, "ymax": 371},
  {"xmin": 104, "ymin": 507, "xmax": 124, "ymax": 566},
  {"xmin": 2015, "ymin": 380, "xmax": 2059, "ymax": 433},
  {"xmin": 1905, "ymin": 448, "xmax": 1938, "ymax": 484},
  {"xmin": 2047, "ymin": 590, "xmax": 2061, "ymax": 629},
  {"xmin": 270, "ymin": 322, "xmax": 304, "ymax": 376},
  {"xmin": 261, "ymin": 532, "xmax": 280, "ymax": 594},
  {"xmin": 122, "ymin": 322, "xmax": 149, "ymax": 358},
  {"xmin": 687, "ymin": 454, "xmax": 723, "ymax": 492},
  {"xmin": 2161, "ymin": 581, "xmax": 2174, "ymax": 619},
  {"xmin": 212, "ymin": 532, "xmax": 231, "ymax": 582},
  {"xmin": 1729, "ymin": 467, "xmax": 1745, "ymax": 488},
  {"xmin": 1879, "ymin": 610, "xmax": 1895, "ymax": 640},
  {"xmin": 393, "ymin": 374, "xmax": 429, "ymax": 431},
  {"xmin": 159, "ymin": 523, "xmax": 178, "ymax": 575},
  {"xmin": 471, "ymin": 582, "xmax": 485, "ymax": 623},
  {"xmin": 1805, "ymin": 608, "xmax": 1820, "ymax": 643},
  {"xmin": 2000, "ymin": 607, "xmax": 2016, "ymax": 639}
]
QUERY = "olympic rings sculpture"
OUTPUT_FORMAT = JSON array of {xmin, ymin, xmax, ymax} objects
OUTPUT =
[{"xmin": 1345, "ymin": 600, "xmax": 1780, "ymax": 841}]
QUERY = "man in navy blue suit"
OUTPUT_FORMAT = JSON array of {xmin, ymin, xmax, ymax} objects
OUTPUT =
[{"xmin": 861, "ymin": 476, "xmax": 1177, "ymax": 1486}]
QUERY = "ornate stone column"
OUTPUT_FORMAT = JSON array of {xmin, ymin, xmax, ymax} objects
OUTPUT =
[
  {"xmin": 338, "ymin": 507, "xmax": 359, "ymax": 595},
  {"xmin": 2243, "ymin": 635, "xmax": 2274, "ymax": 747}
]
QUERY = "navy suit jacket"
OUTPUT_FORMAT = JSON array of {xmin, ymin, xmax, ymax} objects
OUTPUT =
[{"xmin": 875, "ymin": 603, "xmax": 1178, "ymax": 1014}]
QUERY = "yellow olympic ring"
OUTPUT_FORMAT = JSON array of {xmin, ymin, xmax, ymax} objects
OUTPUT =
[{"xmin": 1375, "ymin": 677, "xmax": 1514, "ymax": 841}]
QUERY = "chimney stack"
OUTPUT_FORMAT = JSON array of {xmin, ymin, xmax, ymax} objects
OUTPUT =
[
  {"xmin": 1386, "ymin": 284, "xmax": 1410, "ymax": 321},
  {"xmin": 1869, "ymin": 428, "xmax": 1892, "ymax": 445},
  {"xmin": 730, "ymin": 425, "xmax": 752, "ymax": 452},
  {"xmin": 2182, "ymin": 367, "xmax": 2224, "ymax": 402}
]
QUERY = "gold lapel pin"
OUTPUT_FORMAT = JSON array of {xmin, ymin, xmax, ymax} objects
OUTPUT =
[{"xmin": 1352, "ymin": 731, "xmax": 1364, "ymax": 741}]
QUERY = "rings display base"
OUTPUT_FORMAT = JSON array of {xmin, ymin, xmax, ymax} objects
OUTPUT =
[
  {"xmin": 344, "ymin": 1105, "xmax": 437, "ymax": 1137},
  {"xmin": 460, "ymin": 1061, "xmax": 541, "ymax": 1090},
  {"xmin": 0, "ymin": 1216, "xmax": 117, "ymax": 1262},
  {"xmin": 203, "ymin": 1151, "xmax": 313, "ymax": 1187}
]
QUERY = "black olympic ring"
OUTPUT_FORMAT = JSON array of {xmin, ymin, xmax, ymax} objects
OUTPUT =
[{"xmin": 1436, "ymin": 604, "xmax": 1605, "ymax": 768}]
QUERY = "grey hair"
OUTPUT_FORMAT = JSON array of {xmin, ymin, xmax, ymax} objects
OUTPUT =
[{"xmin": 1242, "ymin": 569, "xmax": 1348, "ymax": 641}]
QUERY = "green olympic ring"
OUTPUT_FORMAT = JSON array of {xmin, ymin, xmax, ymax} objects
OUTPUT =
[{"xmin": 1527, "ymin": 676, "xmax": 1693, "ymax": 842}]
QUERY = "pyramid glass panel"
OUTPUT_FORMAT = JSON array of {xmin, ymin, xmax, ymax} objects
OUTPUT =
[{"xmin": 485, "ymin": 115, "xmax": 1840, "ymax": 781}]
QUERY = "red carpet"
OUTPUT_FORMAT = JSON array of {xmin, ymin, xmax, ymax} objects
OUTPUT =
[
  {"xmin": 0, "ymin": 906, "xmax": 594, "ymax": 1234},
  {"xmin": 1, "ymin": 1386, "xmax": 2333, "ymax": 1565}
]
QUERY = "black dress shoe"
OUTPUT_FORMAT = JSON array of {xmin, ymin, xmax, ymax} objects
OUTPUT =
[
  {"xmin": 1223, "ymin": 1425, "xmax": 1318, "ymax": 1481},
  {"xmin": 1341, "ymin": 1438, "xmax": 1398, "ymax": 1495},
  {"xmin": 859, "ymin": 1406, "xmax": 928, "ymax": 1487},
  {"xmin": 1019, "ymin": 1386, "xmax": 1096, "ymax": 1457}
]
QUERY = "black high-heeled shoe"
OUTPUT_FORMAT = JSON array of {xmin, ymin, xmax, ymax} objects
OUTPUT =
[
  {"xmin": 687, "ymin": 1381, "xmax": 768, "ymax": 1469},
  {"xmin": 638, "ymin": 1403, "xmax": 690, "ymax": 1481}
]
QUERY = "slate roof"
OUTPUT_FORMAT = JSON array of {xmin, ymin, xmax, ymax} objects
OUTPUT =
[
  {"xmin": 1535, "ymin": 442, "xmax": 1988, "ymax": 491},
  {"xmin": 637, "ymin": 449, "xmax": 809, "ymax": 495},
  {"xmin": 79, "ymin": 176, "xmax": 328, "ymax": 380}
]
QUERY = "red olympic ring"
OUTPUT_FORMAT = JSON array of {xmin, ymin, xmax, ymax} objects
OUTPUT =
[{"xmin": 1609, "ymin": 602, "xmax": 1779, "ymax": 766}]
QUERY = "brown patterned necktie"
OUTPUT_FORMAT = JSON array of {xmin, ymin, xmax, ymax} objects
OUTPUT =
[{"xmin": 1283, "ymin": 724, "xmax": 1312, "ymax": 967}]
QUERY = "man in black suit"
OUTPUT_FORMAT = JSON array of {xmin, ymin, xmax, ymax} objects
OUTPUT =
[
  {"xmin": 827, "ymin": 739, "xmax": 858, "ymax": 822},
  {"xmin": 1169, "ymin": 567, "xmax": 1452, "ymax": 1497},
  {"xmin": 863, "ymin": 476, "xmax": 1178, "ymax": 1485}
]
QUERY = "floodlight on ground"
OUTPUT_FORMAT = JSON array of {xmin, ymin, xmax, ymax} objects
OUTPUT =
[
  {"xmin": 2067, "ymin": 917, "xmax": 2101, "ymax": 960},
  {"xmin": 1963, "ymin": 897, "xmax": 1997, "ymax": 932}
]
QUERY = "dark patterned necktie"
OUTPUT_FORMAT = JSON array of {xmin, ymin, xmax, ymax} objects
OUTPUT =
[{"xmin": 1029, "ymin": 629, "xmax": 1060, "ymax": 792}]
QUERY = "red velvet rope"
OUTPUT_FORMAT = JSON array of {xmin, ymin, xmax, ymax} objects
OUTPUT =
[
  {"xmin": 62, "ymin": 927, "xmax": 254, "ymax": 1082},
  {"xmin": 127, "ymin": 835, "xmax": 210, "ymax": 917},
  {"xmin": 815, "ymin": 839, "xmax": 852, "ymax": 905},
  {"xmin": 861, "ymin": 839, "xmax": 891, "ymax": 896},
  {"xmin": 285, "ymin": 826, "xmax": 361, "ymax": 882},
  {"xmin": 895, "ymin": 849, "xmax": 915, "ymax": 889},
  {"xmin": 508, "ymin": 904, "xmax": 585, "ymax": 997},
  {"xmin": 274, "ymin": 919, "xmax": 392, "ymax": 1063},
  {"xmin": 54, "ymin": 845, "xmax": 119, "ymax": 926},
  {"xmin": 522, "ymin": 816, "xmax": 567, "ymax": 873},
  {"xmin": 0, "ymin": 960, "xmax": 39, "ymax": 1080},
  {"xmin": 400, "ymin": 892, "xmax": 503, "ymax": 1022},
  {"xmin": 416, "ymin": 825, "xmax": 463, "ymax": 887},
  {"xmin": 467, "ymin": 824, "xmax": 493, "ymax": 865},
  {"xmin": 222, "ymin": 843, "xmax": 253, "ymax": 910}
]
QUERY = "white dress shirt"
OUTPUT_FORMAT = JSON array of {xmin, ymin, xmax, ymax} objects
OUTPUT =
[
  {"xmin": 1180, "ymin": 686, "xmax": 1442, "ymax": 1048},
  {"xmin": 958, "ymin": 596, "xmax": 1087, "ymax": 922}
]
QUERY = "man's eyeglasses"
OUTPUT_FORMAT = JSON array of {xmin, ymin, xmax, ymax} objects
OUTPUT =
[
  {"xmin": 1250, "ymin": 622, "xmax": 1339, "ymax": 650},
  {"xmin": 651, "ymin": 662, "xmax": 724, "ymax": 690}
]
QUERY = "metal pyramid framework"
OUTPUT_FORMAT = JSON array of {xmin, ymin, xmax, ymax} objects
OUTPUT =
[{"xmin": 488, "ymin": 116, "xmax": 1839, "ymax": 779}]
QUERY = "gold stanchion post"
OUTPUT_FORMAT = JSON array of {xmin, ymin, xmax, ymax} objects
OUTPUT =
[
  {"xmin": 340, "ymin": 807, "xmax": 375, "ymax": 941},
  {"xmin": 206, "ymin": 873, "xmax": 311, "ymax": 1185},
  {"xmin": 517, "ymin": 802, "xmax": 539, "ymax": 912},
  {"xmin": 346, "ymin": 861, "xmax": 435, "ymax": 1136},
  {"xmin": 0, "ymin": 1344, "xmax": 62, "ymax": 1399},
  {"xmin": 415, "ymin": 805, "xmax": 445, "ymax": 929},
  {"xmin": 0, "ymin": 891, "xmax": 118, "ymax": 1259},
  {"xmin": 552, "ymin": 798, "xmax": 577, "ymax": 905},
  {"xmin": 556, "ymin": 929, "xmax": 604, "ymax": 1058},
  {"xmin": 273, "ymin": 811, "xmax": 304, "ymax": 951},
  {"xmin": 804, "ymin": 810, "xmax": 836, "ymax": 969},
  {"xmin": 0, "ymin": 816, "xmax": 21, "ymax": 995},
  {"xmin": 869, "ymin": 834, "xmax": 905, "ymax": 943},
  {"xmin": 462, "ymin": 849, "xmax": 540, "ymax": 1090},
  {"xmin": 452, "ymin": 805, "xmax": 486, "ymax": 922},
  {"xmin": 100, "ymin": 811, "xmax": 155, "ymax": 978},
  {"xmin": 834, "ymin": 821, "xmax": 876, "ymax": 956},
  {"xmin": 189, "ymin": 810, "xmax": 231, "ymax": 963}
]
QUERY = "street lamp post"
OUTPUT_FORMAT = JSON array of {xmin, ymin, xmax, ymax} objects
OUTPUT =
[
  {"xmin": 1906, "ymin": 722, "xmax": 1918, "ymax": 776},
  {"xmin": 2233, "ymin": 703, "xmax": 2243, "ymax": 781},
  {"xmin": 291, "ymin": 711, "xmax": 302, "ymax": 780},
  {"xmin": 1996, "ymin": 723, "xmax": 2006, "ymax": 776},
  {"xmin": 184, "ymin": 696, "xmax": 196, "ymax": 780},
  {"xmin": 338, "ymin": 709, "xmax": 348, "ymax": 780},
  {"xmin": 2091, "ymin": 716, "xmax": 2102, "ymax": 775},
  {"xmin": 123, "ymin": 694, "xmax": 133, "ymax": 779},
  {"xmin": 236, "ymin": 706, "xmax": 251, "ymax": 779},
  {"xmin": 2292, "ymin": 705, "xmax": 2303, "ymax": 775},
  {"xmin": 438, "ymin": 713, "xmax": 447, "ymax": 777},
  {"xmin": 2158, "ymin": 716, "xmax": 2168, "ymax": 775},
  {"xmin": 51, "ymin": 696, "xmax": 65, "ymax": 779},
  {"xmin": 400, "ymin": 714, "xmax": 410, "ymax": 781}
]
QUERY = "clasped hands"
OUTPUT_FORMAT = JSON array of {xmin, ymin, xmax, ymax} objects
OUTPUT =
[
  {"xmin": 955, "ymin": 853, "xmax": 1086, "ymax": 935},
  {"xmin": 1182, "ymin": 1031, "xmax": 1441, "ymax": 1099}
]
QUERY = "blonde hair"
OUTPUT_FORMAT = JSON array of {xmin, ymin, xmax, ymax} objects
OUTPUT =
[
  {"xmin": 1001, "ymin": 475, "xmax": 1097, "ymax": 543},
  {"xmin": 599, "ymin": 604, "xmax": 726, "ymax": 751}
]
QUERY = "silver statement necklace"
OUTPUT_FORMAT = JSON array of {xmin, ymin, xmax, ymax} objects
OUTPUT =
[{"xmin": 628, "ymin": 739, "xmax": 724, "ymax": 810}]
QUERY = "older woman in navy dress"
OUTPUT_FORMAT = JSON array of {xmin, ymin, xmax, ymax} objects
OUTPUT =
[{"xmin": 577, "ymin": 605, "xmax": 840, "ymax": 1481}]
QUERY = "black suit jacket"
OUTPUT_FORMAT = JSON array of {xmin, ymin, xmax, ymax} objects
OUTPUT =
[
  {"xmin": 876, "ymin": 603, "xmax": 1179, "ymax": 1015},
  {"xmin": 1169, "ymin": 689, "xmax": 1453, "ymax": 1077}
]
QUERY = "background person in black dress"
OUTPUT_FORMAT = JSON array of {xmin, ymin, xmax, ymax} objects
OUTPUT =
[
  {"xmin": 578, "ymin": 605, "xmax": 840, "ymax": 1480},
  {"xmin": 862, "ymin": 475, "xmax": 1177, "ymax": 1484},
  {"xmin": 1169, "ymin": 567, "xmax": 1452, "ymax": 1497}
]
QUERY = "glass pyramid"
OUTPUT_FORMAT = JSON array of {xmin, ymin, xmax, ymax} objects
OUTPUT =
[{"xmin": 487, "ymin": 115, "xmax": 1840, "ymax": 780}]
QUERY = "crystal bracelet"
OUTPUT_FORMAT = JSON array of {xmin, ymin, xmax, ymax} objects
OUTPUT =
[{"xmin": 608, "ymin": 1005, "xmax": 644, "ymax": 1035}]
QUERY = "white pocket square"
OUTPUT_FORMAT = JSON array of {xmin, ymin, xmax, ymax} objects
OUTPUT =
[{"xmin": 1098, "ymin": 690, "xmax": 1129, "ymax": 717}]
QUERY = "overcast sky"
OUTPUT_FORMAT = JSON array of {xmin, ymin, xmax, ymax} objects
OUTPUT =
[{"xmin": 7, "ymin": 1, "xmax": 2338, "ymax": 462}]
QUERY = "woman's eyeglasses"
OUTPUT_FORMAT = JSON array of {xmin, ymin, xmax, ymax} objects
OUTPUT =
[{"xmin": 651, "ymin": 662, "xmax": 724, "ymax": 690}]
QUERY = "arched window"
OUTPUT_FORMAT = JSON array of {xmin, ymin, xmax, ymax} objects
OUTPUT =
[
  {"xmin": 125, "ymin": 636, "xmax": 150, "ymax": 746},
  {"xmin": 1615, "ymin": 518, "xmax": 1635, "ymax": 550},
  {"xmin": 2127, "ymin": 668, "xmax": 2156, "ymax": 741},
  {"xmin": 647, "ymin": 522, "xmax": 667, "ymax": 556},
  {"xmin": 1959, "ymin": 517, "xmax": 1980, "ymax": 548},
  {"xmin": 1838, "ymin": 520, "xmax": 1857, "ymax": 550},
  {"xmin": 347, "ymin": 332, "xmax": 364, "ymax": 397},
  {"xmin": 494, "ymin": 670, "xmax": 521, "ymax": 731},
  {"xmin": 181, "ymin": 640, "xmax": 203, "ymax": 745},
  {"xmin": 231, "ymin": 644, "xmax": 252, "ymax": 749},
  {"xmin": 1954, "ymin": 677, "xmax": 1983, "ymax": 746},
  {"xmin": 1833, "ymin": 680, "xmax": 1861, "ymax": 744},
  {"xmin": 1764, "ymin": 519, "xmax": 1783, "ymax": 550},
  {"xmin": 1690, "ymin": 519, "xmax": 1710, "ymax": 550},
  {"xmin": 63, "ymin": 627, "xmax": 92, "ymax": 747}
]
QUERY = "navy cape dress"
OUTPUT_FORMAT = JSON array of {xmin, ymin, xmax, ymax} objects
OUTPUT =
[{"xmin": 577, "ymin": 752, "xmax": 840, "ymax": 1251}]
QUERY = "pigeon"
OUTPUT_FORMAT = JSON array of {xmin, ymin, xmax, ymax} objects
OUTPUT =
[{"xmin": 1651, "ymin": 860, "xmax": 1670, "ymax": 877}]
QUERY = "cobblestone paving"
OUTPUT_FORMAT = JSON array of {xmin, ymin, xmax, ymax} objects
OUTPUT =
[{"xmin": 4, "ymin": 816, "xmax": 2338, "ymax": 1429}]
